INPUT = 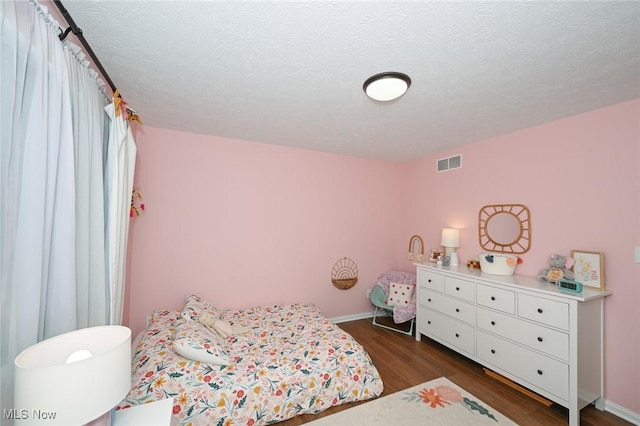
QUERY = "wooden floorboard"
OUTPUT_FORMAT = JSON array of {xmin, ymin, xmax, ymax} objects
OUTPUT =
[{"xmin": 279, "ymin": 317, "xmax": 632, "ymax": 425}]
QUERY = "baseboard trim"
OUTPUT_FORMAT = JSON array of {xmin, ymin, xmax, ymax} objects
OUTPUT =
[
  {"xmin": 604, "ymin": 399, "xmax": 640, "ymax": 425},
  {"xmin": 330, "ymin": 311, "xmax": 374, "ymax": 324}
]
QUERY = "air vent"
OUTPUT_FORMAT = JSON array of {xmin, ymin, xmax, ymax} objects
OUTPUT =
[{"xmin": 437, "ymin": 154, "xmax": 462, "ymax": 172}]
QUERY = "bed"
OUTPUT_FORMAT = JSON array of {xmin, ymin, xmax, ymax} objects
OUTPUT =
[{"xmin": 116, "ymin": 295, "xmax": 383, "ymax": 425}]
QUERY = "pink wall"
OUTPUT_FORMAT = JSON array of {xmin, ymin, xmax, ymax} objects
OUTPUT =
[
  {"xmin": 126, "ymin": 99, "xmax": 639, "ymax": 416},
  {"xmin": 403, "ymin": 99, "xmax": 640, "ymax": 415},
  {"xmin": 127, "ymin": 128, "xmax": 408, "ymax": 335}
]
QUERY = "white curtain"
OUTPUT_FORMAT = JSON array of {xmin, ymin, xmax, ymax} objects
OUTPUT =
[
  {"xmin": 0, "ymin": 0, "xmax": 136, "ymax": 419},
  {"xmin": 65, "ymin": 42, "xmax": 110, "ymax": 327},
  {"xmin": 105, "ymin": 103, "xmax": 137, "ymax": 325}
]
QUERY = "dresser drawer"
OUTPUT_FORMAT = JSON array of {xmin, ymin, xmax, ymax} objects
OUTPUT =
[
  {"xmin": 421, "ymin": 290, "xmax": 475, "ymax": 325},
  {"xmin": 518, "ymin": 294, "xmax": 569, "ymax": 331},
  {"xmin": 444, "ymin": 276, "xmax": 475, "ymax": 303},
  {"xmin": 418, "ymin": 269, "xmax": 444, "ymax": 292},
  {"xmin": 419, "ymin": 309, "xmax": 475, "ymax": 356},
  {"xmin": 477, "ymin": 308, "xmax": 569, "ymax": 361},
  {"xmin": 477, "ymin": 331, "xmax": 568, "ymax": 401},
  {"xmin": 477, "ymin": 284, "xmax": 515, "ymax": 314}
]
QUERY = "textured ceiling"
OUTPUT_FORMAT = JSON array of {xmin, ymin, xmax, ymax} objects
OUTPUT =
[{"xmin": 61, "ymin": 1, "xmax": 640, "ymax": 162}]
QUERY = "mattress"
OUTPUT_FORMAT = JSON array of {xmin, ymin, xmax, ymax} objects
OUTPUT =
[{"xmin": 117, "ymin": 303, "xmax": 383, "ymax": 425}]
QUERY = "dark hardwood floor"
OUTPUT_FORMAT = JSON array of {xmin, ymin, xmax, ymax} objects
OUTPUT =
[{"xmin": 280, "ymin": 317, "xmax": 632, "ymax": 425}]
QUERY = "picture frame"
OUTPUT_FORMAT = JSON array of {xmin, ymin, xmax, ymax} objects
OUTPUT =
[
  {"xmin": 571, "ymin": 250, "xmax": 605, "ymax": 290},
  {"xmin": 429, "ymin": 248, "xmax": 444, "ymax": 263}
]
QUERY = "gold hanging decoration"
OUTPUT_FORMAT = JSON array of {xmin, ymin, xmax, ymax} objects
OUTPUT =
[{"xmin": 113, "ymin": 89, "xmax": 143, "ymax": 125}]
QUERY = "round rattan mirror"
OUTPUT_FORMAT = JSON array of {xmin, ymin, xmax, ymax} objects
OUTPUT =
[{"xmin": 479, "ymin": 204, "xmax": 531, "ymax": 254}]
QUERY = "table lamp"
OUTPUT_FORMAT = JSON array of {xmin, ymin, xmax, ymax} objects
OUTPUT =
[
  {"xmin": 441, "ymin": 228, "xmax": 460, "ymax": 265},
  {"xmin": 14, "ymin": 325, "xmax": 131, "ymax": 425}
]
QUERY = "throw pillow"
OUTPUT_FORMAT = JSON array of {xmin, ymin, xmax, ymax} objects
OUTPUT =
[
  {"xmin": 386, "ymin": 282, "xmax": 414, "ymax": 307},
  {"xmin": 150, "ymin": 309, "xmax": 181, "ymax": 325}
]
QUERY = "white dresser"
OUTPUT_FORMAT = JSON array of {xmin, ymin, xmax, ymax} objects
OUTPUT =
[{"xmin": 415, "ymin": 263, "xmax": 611, "ymax": 426}]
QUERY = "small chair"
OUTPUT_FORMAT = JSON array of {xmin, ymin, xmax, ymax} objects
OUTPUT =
[{"xmin": 370, "ymin": 271, "xmax": 416, "ymax": 336}]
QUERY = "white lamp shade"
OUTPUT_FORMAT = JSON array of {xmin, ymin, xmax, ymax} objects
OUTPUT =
[
  {"xmin": 14, "ymin": 326, "xmax": 131, "ymax": 425},
  {"xmin": 441, "ymin": 228, "xmax": 460, "ymax": 248}
]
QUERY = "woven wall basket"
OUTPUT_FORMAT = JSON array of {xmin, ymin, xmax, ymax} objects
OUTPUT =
[{"xmin": 331, "ymin": 257, "xmax": 358, "ymax": 290}]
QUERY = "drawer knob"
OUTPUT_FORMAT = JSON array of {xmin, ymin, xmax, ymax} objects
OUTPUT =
[
  {"xmin": 537, "ymin": 369, "xmax": 543, "ymax": 375},
  {"xmin": 537, "ymin": 308, "xmax": 543, "ymax": 314},
  {"xmin": 491, "ymin": 321, "xmax": 496, "ymax": 326},
  {"xmin": 537, "ymin": 337, "xmax": 543, "ymax": 342},
  {"xmin": 456, "ymin": 287, "xmax": 460, "ymax": 291},
  {"xmin": 455, "ymin": 333, "xmax": 459, "ymax": 338},
  {"xmin": 428, "ymin": 298, "xmax": 432, "ymax": 302},
  {"xmin": 491, "ymin": 349, "xmax": 496, "ymax": 354},
  {"xmin": 428, "ymin": 279, "xmax": 432, "ymax": 283},
  {"xmin": 455, "ymin": 308, "xmax": 460, "ymax": 312},
  {"xmin": 427, "ymin": 321, "xmax": 431, "ymax": 324},
  {"xmin": 491, "ymin": 296, "xmax": 496, "ymax": 301}
]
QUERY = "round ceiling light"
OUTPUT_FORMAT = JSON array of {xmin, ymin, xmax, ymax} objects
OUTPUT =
[{"xmin": 363, "ymin": 72, "xmax": 411, "ymax": 102}]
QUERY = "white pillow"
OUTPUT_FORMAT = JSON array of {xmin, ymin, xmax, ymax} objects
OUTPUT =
[
  {"xmin": 387, "ymin": 282, "xmax": 414, "ymax": 307},
  {"xmin": 173, "ymin": 319, "xmax": 229, "ymax": 365}
]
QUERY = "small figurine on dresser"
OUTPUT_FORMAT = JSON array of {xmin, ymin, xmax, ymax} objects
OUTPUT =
[{"xmin": 538, "ymin": 254, "xmax": 575, "ymax": 284}]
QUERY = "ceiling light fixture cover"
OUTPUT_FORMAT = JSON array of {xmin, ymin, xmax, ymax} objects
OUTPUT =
[{"xmin": 363, "ymin": 71, "xmax": 411, "ymax": 101}]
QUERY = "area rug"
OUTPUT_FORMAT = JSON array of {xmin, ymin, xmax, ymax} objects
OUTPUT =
[{"xmin": 307, "ymin": 377, "xmax": 518, "ymax": 425}]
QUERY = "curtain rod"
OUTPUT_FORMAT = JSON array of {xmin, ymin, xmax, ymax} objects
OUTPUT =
[
  {"xmin": 53, "ymin": 0, "xmax": 118, "ymax": 97},
  {"xmin": 53, "ymin": 0, "xmax": 141, "ymax": 120}
]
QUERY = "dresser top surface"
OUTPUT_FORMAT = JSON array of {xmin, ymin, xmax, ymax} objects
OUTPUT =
[{"xmin": 415, "ymin": 262, "xmax": 612, "ymax": 301}]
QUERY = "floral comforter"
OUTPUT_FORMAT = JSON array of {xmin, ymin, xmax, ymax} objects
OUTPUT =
[{"xmin": 117, "ymin": 304, "xmax": 383, "ymax": 426}]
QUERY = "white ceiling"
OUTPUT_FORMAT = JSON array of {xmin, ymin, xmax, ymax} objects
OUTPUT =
[{"xmin": 61, "ymin": 1, "xmax": 640, "ymax": 162}]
